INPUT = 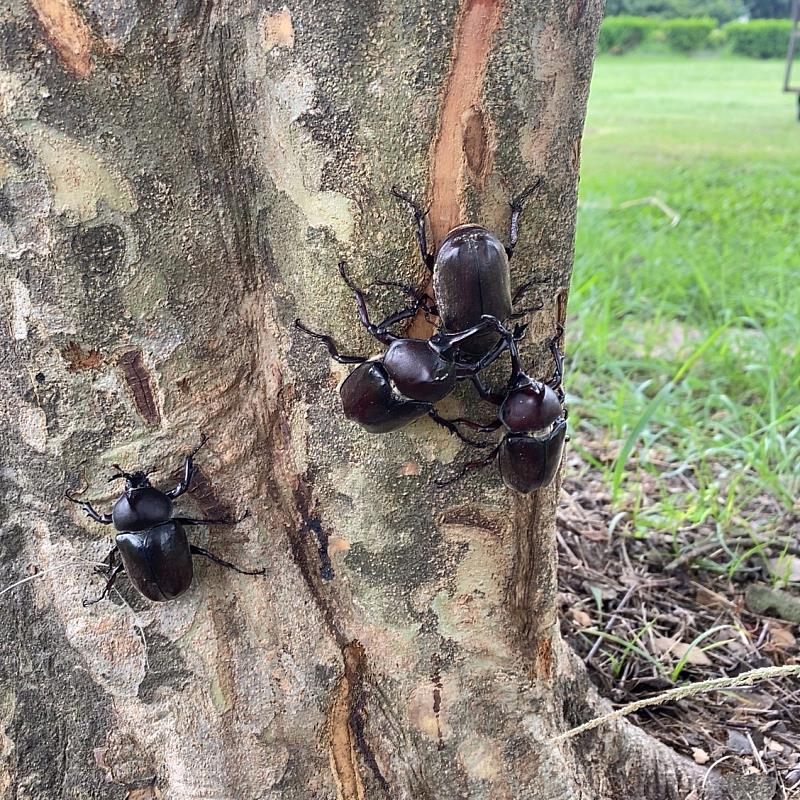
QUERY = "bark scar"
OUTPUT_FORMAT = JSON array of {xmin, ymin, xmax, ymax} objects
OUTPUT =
[
  {"xmin": 427, "ymin": 0, "xmax": 504, "ymax": 247},
  {"xmin": 28, "ymin": 0, "xmax": 95, "ymax": 78},
  {"xmin": 117, "ymin": 350, "xmax": 160, "ymax": 426},
  {"xmin": 168, "ymin": 464, "xmax": 232, "ymax": 521},
  {"xmin": 407, "ymin": 0, "xmax": 504, "ymax": 341},
  {"xmin": 328, "ymin": 641, "xmax": 388, "ymax": 799},
  {"xmin": 307, "ymin": 516, "xmax": 334, "ymax": 581},
  {"xmin": 62, "ymin": 341, "xmax": 101, "ymax": 371},
  {"xmin": 431, "ymin": 654, "xmax": 444, "ymax": 751}
]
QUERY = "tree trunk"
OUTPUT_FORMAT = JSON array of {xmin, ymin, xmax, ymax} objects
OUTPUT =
[{"xmin": 0, "ymin": 1, "xmax": 732, "ymax": 798}]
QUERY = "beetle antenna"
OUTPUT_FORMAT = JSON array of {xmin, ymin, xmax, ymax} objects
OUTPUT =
[
  {"xmin": 190, "ymin": 432, "xmax": 209, "ymax": 458},
  {"xmin": 107, "ymin": 464, "xmax": 133, "ymax": 482}
]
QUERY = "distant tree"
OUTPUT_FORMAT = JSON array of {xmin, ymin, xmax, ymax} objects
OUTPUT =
[{"xmin": 744, "ymin": 0, "xmax": 791, "ymax": 18}]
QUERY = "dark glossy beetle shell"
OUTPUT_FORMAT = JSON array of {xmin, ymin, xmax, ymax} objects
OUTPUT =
[
  {"xmin": 433, "ymin": 224, "xmax": 513, "ymax": 356},
  {"xmin": 382, "ymin": 339, "xmax": 456, "ymax": 403},
  {"xmin": 116, "ymin": 521, "xmax": 193, "ymax": 602},
  {"xmin": 497, "ymin": 419, "xmax": 567, "ymax": 493},
  {"xmin": 339, "ymin": 362, "xmax": 430, "ymax": 433},
  {"xmin": 499, "ymin": 382, "xmax": 563, "ymax": 434},
  {"xmin": 112, "ymin": 488, "xmax": 173, "ymax": 532}
]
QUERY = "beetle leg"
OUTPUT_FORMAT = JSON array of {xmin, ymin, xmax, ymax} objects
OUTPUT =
[
  {"xmin": 546, "ymin": 325, "xmax": 566, "ymax": 399},
  {"xmin": 64, "ymin": 491, "xmax": 113, "ymax": 524},
  {"xmin": 83, "ymin": 562, "xmax": 125, "ymax": 606},
  {"xmin": 166, "ymin": 433, "xmax": 209, "ymax": 499},
  {"xmin": 511, "ymin": 279, "xmax": 551, "ymax": 307},
  {"xmin": 94, "ymin": 545, "xmax": 119, "ymax": 576},
  {"xmin": 371, "ymin": 305, "xmax": 423, "ymax": 338},
  {"xmin": 391, "ymin": 186, "xmax": 434, "ymax": 271},
  {"xmin": 370, "ymin": 279, "xmax": 439, "ymax": 317},
  {"xmin": 471, "ymin": 374, "xmax": 505, "ymax": 406},
  {"xmin": 339, "ymin": 262, "xmax": 419, "ymax": 345},
  {"xmin": 435, "ymin": 444, "xmax": 502, "ymax": 487},
  {"xmin": 506, "ymin": 303, "xmax": 544, "ymax": 321},
  {"xmin": 506, "ymin": 179, "xmax": 542, "ymax": 258},
  {"xmin": 432, "ymin": 314, "xmax": 512, "ymax": 357},
  {"xmin": 427, "ymin": 410, "xmax": 493, "ymax": 448},
  {"xmin": 441, "ymin": 415, "xmax": 503, "ymax": 434},
  {"xmin": 173, "ymin": 510, "xmax": 250, "ymax": 526},
  {"xmin": 453, "ymin": 322, "xmax": 517, "ymax": 377},
  {"xmin": 295, "ymin": 320, "xmax": 368, "ymax": 364},
  {"xmin": 506, "ymin": 333, "xmax": 526, "ymax": 385},
  {"xmin": 507, "ymin": 282, "xmax": 545, "ymax": 321},
  {"xmin": 190, "ymin": 545, "xmax": 265, "ymax": 576}
]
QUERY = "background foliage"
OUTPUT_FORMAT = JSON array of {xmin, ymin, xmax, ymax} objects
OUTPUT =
[
  {"xmin": 725, "ymin": 19, "xmax": 793, "ymax": 57},
  {"xmin": 604, "ymin": 0, "xmax": 747, "ymax": 24},
  {"xmin": 598, "ymin": 14, "xmax": 793, "ymax": 56}
]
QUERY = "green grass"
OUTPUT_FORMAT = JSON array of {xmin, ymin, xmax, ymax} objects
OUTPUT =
[{"xmin": 570, "ymin": 54, "xmax": 800, "ymax": 562}]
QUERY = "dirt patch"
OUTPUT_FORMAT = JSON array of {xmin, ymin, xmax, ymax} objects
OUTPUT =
[{"xmin": 557, "ymin": 449, "xmax": 800, "ymax": 794}]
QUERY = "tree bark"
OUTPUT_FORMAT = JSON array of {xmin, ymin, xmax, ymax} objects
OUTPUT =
[{"xmin": 0, "ymin": 1, "xmax": 732, "ymax": 798}]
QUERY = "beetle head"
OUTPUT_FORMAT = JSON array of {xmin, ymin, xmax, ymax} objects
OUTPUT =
[{"xmin": 108, "ymin": 465, "xmax": 152, "ymax": 491}]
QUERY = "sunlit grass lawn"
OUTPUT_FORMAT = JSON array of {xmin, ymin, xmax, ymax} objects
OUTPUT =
[{"xmin": 569, "ymin": 54, "xmax": 799, "ymax": 570}]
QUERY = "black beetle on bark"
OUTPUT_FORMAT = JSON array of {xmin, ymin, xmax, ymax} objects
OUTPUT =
[
  {"xmin": 437, "ymin": 327, "xmax": 568, "ymax": 493},
  {"xmin": 391, "ymin": 181, "xmax": 542, "ymax": 356},
  {"xmin": 65, "ymin": 436, "xmax": 264, "ymax": 604},
  {"xmin": 295, "ymin": 263, "xmax": 523, "ymax": 437}
]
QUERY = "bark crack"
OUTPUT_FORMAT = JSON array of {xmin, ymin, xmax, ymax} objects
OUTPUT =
[{"xmin": 327, "ymin": 641, "xmax": 389, "ymax": 800}]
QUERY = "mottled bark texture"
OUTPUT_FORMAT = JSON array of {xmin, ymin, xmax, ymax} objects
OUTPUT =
[{"xmin": 0, "ymin": 1, "xmax": 730, "ymax": 798}]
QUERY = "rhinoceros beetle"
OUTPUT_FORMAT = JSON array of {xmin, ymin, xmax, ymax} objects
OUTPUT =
[
  {"xmin": 391, "ymin": 180, "xmax": 542, "ymax": 357},
  {"xmin": 295, "ymin": 262, "xmax": 522, "ymax": 437},
  {"xmin": 437, "ymin": 326, "xmax": 568, "ymax": 493},
  {"xmin": 65, "ymin": 436, "xmax": 264, "ymax": 604}
]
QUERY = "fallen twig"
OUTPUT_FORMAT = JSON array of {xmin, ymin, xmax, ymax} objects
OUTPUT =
[
  {"xmin": 548, "ymin": 664, "xmax": 800, "ymax": 743},
  {"xmin": 619, "ymin": 195, "xmax": 681, "ymax": 227}
]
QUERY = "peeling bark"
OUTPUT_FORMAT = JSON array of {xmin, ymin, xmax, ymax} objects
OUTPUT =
[
  {"xmin": 28, "ymin": 0, "xmax": 95, "ymax": 78},
  {"xmin": 0, "ymin": 0, "xmax": 735, "ymax": 798},
  {"xmin": 428, "ymin": 0, "xmax": 504, "ymax": 244}
]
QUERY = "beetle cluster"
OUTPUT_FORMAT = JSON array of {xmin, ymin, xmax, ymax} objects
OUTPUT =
[
  {"xmin": 67, "ymin": 184, "xmax": 568, "ymax": 607},
  {"xmin": 436, "ymin": 326, "xmax": 568, "ymax": 493},
  {"xmin": 295, "ymin": 183, "xmax": 569, "ymax": 493},
  {"xmin": 66, "ymin": 435, "xmax": 264, "ymax": 604}
]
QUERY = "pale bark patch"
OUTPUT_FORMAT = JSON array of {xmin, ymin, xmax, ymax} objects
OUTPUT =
[
  {"xmin": 5, "ymin": 277, "xmax": 32, "ymax": 339},
  {"xmin": 255, "ymin": 68, "xmax": 355, "ymax": 242},
  {"xmin": 17, "ymin": 405, "xmax": 48, "ymax": 452},
  {"xmin": 19, "ymin": 121, "xmax": 137, "ymax": 222},
  {"xmin": 519, "ymin": 24, "xmax": 581, "ymax": 180}
]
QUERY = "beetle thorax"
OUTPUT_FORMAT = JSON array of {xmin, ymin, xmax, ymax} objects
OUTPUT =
[
  {"xmin": 500, "ymin": 382, "xmax": 563, "ymax": 434},
  {"xmin": 382, "ymin": 339, "xmax": 456, "ymax": 403},
  {"xmin": 112, "ymin": 486, "xmax": 173, "ymax": 532}
]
